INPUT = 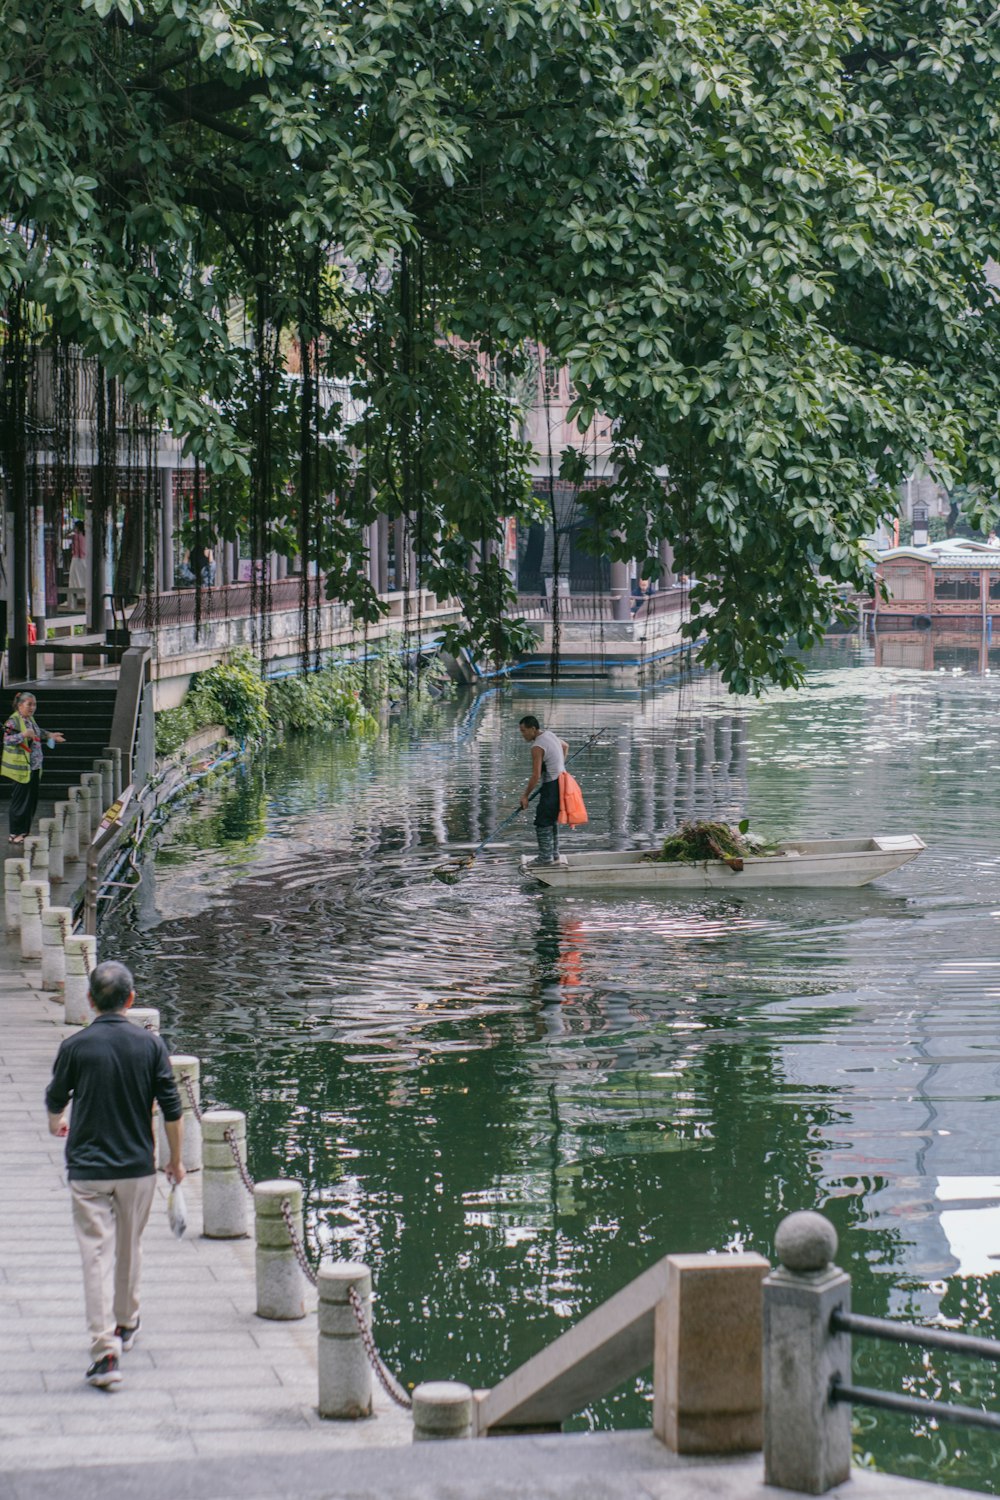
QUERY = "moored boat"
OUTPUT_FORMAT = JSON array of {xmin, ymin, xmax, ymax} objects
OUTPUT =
[{"xmin": 520, "ymin": 835, "xmax": 926, "ymax": 890}]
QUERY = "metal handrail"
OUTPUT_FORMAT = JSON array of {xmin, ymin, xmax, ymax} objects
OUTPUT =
[
  {"xmin": 830, "ymin": 1380, "xmax": 1000, "ymax": 1433},
  {"xmin": 83, "ymin": 785, "xmax": 139, "ymax": 934},
  {"xmin": 828, "ymin": 1308, "xmax": 1000, "ymax": 1432},
  {"xmin": 831, "ymin": 1308, "xmax": 1000, "ymax": 1362}
]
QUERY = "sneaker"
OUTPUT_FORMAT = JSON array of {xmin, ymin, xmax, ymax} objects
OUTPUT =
[
  {"xmin": 86, "ymin": 1355, "xmax": 122, "ymax": 1389},
  {"xmin": 115, "ymin": 1317, "xmax": 140, "ymax": 1353}
]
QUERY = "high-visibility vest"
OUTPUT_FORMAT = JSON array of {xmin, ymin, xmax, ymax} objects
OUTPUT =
[{"xmin": 1, "ymin": 713, "xmax": 34, "ymax": 785}]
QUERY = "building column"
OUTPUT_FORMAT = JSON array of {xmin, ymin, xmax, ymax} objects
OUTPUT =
[
  {"xmin": 30, "ymin": 502, "xmax": 46, "ymax": 637},
  {"xmin": 389, "ymin": 513, "xmax": 413, "ymax": 588},
  {"xmin": 89, "ymin": 495, "xmax": 110, "ymax": 634},
  {"xmin": 408, "ymin": 520, "xmax": 418, "ymax": 590},
  {"xmin": 367, "ymin": 521, "xmax": 379, "ymax": 589},
  {"xmin": 658, "ymin": 537, "xmax": 675, "ymax": 587},
  {"xmin": 377, "ymin": 515, "xmax": 390, "ymax": 595},
  {"xmin": 159, "ymin": 469, "xmax": 175, "ymax": 591},
  {"xmin": 611, "ymin": 557, "xmax": 630, "ymax": 621}
]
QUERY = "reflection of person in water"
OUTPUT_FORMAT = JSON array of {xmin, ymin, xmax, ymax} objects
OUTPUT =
[{"xmin": 532, "ymin": 905, "xmax": 586, "ymax": 1032}]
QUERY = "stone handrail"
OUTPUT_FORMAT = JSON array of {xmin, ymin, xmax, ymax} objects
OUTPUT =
[{"xmin": 477, "ymin": 1250, "xmax": 769, "ymax": 1444}]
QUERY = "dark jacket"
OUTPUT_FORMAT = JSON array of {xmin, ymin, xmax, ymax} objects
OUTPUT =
[{"xmin": 45, "ymin": 1011, "xmax": 182, "ymax": 1180}]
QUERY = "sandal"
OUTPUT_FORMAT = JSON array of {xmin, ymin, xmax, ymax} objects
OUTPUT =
[{"xmin": 9, "ymin": 835, "xmax": 23, "ymax": 845}]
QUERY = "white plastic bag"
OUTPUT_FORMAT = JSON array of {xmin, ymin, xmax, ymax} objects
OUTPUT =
[{"xmin": 167, "ymin": 1182, "xmax": 188, "ymax": 1238}]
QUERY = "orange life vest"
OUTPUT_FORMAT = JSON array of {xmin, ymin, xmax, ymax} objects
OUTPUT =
[{"xmin": 557, "ymin": 772, "xmax": 588, "ymax": 827}]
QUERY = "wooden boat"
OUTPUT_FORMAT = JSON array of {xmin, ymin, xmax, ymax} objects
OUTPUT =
[{"xmin": 520, "ymin": 835, "xmax": 926, "ymax": 890}]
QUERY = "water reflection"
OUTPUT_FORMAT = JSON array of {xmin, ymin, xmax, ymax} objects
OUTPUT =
[
  {"xmin": 105, "ymin": 642, "xmax": 1000, "ymax": 1489},
  {"xmin": 873, "ymin": 620, "xmax": 1000, "ymax": 676}
]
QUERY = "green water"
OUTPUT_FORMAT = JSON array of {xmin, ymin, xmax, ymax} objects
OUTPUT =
[{"xmin": 107, "ymin": 639, "xmax": 1000, "ymax": 1490}]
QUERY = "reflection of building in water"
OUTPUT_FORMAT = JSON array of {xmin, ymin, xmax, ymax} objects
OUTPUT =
[
  {"xmin": 777, "ymin": 992, "xmax": 1000, "ymax": 1319},
  {"xmin": 873, "ymin": 623, "xmax": 1000, "ymax": 676}
]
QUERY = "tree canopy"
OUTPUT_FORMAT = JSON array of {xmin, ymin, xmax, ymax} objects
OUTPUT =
[{"xmin": 3, "ymin": 0, "xmax": 1000, "ymax": 689}]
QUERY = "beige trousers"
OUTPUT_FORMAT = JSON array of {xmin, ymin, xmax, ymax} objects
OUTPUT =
[{"xmin": 70, "ymin": 1175, "xmax": 156, "ymax": 1361}]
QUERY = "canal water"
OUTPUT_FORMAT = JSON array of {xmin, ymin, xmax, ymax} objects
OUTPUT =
[{"xmin": 106, "ymin": 638, "xmax": 1000, "ymax": 1491}]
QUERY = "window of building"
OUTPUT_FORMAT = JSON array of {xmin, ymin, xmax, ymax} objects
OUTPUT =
[
  {"xmin": 541, "ymin": 360, "xmax": 562, "ymax": 402},
  {"xmin": 989, "ymin": 573, "xmax": 1000, "ymax": 600},
  {"xmin": 933, "ymin": 571, "xmax": 981, "ymax": 601},
  {"xmin": 886, "ymin": 567, "xmax": 927, "ymax": 602}
]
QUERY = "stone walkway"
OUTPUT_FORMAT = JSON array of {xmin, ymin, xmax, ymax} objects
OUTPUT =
[{"xmin": 0, "ymin": 924, "xmax": 410, "ymax": 1473}]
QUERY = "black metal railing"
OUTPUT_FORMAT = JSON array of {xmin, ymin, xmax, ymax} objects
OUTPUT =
[{"xmin": 829, "ymin": 1307, "xmax": 1000, "ymax": 1433}]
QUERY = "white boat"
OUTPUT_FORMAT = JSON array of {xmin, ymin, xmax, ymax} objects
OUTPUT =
[{"xmin": 520, "ymin": 835, "xmax": 926, "ymax": 890}]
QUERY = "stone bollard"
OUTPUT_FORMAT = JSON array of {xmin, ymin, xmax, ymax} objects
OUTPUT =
[
  {"xmin": 97, "ymin": 756, "xmax": 116, "ymax": 816},
  {"xmin": 412, "ymin": 1382, "xmax": 474, "ymax": 1441},
  {"xmin": 64, "ymin": 790, "xmax": 82, "ymax": 861},
  {"xmin": 20, "ymin": 879, "xmax": 49, "ymax": 961},
  {"xmin": 52, "ymin": 802, "xmax": 71, "ymax": 865},
  {"xmin": 653, "ymin": 1250, "xmax": 770, "ymax": 1454},
  {"xmin": 158, "ymin": 1056, "xmax": 202, "ymax": 1172},
  {"xmin": 4, "ymin": 858, "xmax": 27, "ymax": 932},
  {"xmin": 95, "ymin": 758, "xmax": 114, "ymax": 811},
  {"xmin": 39, "ymin": 817, "xmax": 64, "ymax": 883},
  {"xmin": 763, "ymin": 1212, "xmax": 851, "ymax": 1494},
  {"xmin": 73, "ymin": 783, "xmax": 91, "ymax": 846},
  {"xmin": 317, "ymin": 1262, "xmax": 374, "ymax": 1419},
  {"xmin": 104, "ymin": 746, "xmax": 123, "ymax": 801},
  {"xmin": 82, "ymin": 773, "xmax": 104, "ymax": 834},
  {"xmin": 41, "ymin": 906, "xmax": 73, "ymax": 991},
  {"xmin": 75, "ymin": 778, "xmax": 91, "ymax": 840},
  {"xmin": 23, "ymin": 833, "xmax": 48, "ymax": 878},
  {"xmin": 202, "ymin": 1110, "xmax": 250, "ymax": 1239},
  {"xmin": 64, "ymin": 934, "xmax": 97, "ymax": 1025},
  {"xmin": 127, "ymin": 1006, "xmax": 160, "ymax": 1032},
  {"xmin": 254, "ymin": 1179, "xmax": 307, "ymax": 1320}
]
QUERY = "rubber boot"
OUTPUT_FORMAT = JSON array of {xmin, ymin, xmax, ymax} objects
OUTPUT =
[
  {"xmin": 535, "ymin": 826, "xmax": 556, "ymax": 865},
  {"xmin": 551, "ymin": 825, "xmax": 560, "ymax": 861}
]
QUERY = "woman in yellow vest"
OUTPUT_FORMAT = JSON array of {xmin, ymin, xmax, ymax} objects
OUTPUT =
[{"xmin": 2, "ymin": 692, "xmax": 66, "ymax": 845}]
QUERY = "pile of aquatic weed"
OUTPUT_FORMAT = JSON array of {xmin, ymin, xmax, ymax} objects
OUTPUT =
[{"xmin": 646, "ymin": 820, "xmax": 781, "ymax": 866}]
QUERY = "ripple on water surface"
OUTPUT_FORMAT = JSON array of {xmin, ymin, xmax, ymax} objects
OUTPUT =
[{"xmin": 106, "ymin": 646, "xmax": 1000, "ymax": 1488}]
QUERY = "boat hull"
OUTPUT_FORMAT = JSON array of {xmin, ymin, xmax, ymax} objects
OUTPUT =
[{"xmin": 520, "ymin": 835, "xmax": 926, "ymax": 890}]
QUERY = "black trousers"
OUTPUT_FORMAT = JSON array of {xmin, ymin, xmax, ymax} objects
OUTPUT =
[
  {"xmin": 534, "ymin": 779, "xmax": 560, "ymax": 828},
  {"xmin": 9, "ymin": 769, "xmax": 41, "ymax": 838}
]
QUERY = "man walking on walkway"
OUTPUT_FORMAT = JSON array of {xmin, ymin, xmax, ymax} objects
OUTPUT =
[{"xmin": 45, "ymin": 960, "xmax": 185, "ymax": 1389}]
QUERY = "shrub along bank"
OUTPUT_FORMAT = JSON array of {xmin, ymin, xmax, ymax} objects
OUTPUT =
[{"xmin": 153, "ymin": 645, "xmax": 451, "ymax": 756}]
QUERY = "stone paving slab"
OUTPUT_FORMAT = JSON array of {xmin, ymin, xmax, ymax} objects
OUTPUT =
[
  {"xmin": 0, "ymin": 1433, "xmax": 985, "ymax": 1500},
  {"xmin": 0, "ymin": 918, "xmax": 411, "ymax": 1477}
]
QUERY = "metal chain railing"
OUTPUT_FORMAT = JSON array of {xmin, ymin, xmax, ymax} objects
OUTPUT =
[
  {"xmin": 202, "ymin": 1096, "xmax": 412, "ymax": 1408},
  {"xmin": 224, "ymin": 1126, "xmax": 257, "ymax": 1196},
  {"xmin": 280, "ymin": 1196, "xmax": 319, "ymax": 1288},
  {"xmin": 347, "ymin": 1285, "xmax": 413, "ymax": 1410},
  {"xmin": 179, "ymin": 1072, "xmax": 203, "ymax": 1124}
]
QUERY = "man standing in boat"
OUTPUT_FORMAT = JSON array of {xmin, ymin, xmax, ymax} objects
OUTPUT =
[{"xmin": 519, "ymin": 715, "xmax": 569, "ymax": 865}]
